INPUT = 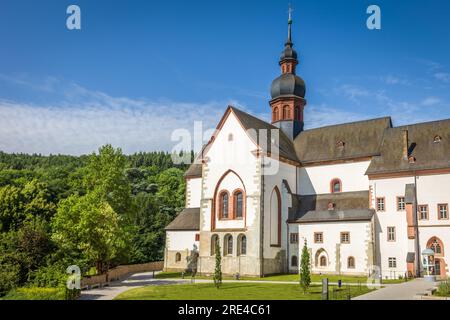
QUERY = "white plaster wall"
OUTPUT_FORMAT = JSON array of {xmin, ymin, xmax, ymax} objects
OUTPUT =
[
  {"xmin": 263, "ymin": 159, "xmax": 297, "ymax": 260},
  {"xmin": 166, "ymin": 231, "xmax": 199, "ymax": 251},
  {"xmin": 200, "ymin": 111, "xmax": 260, "ymax": 233},
  {"xmin": 370, "ymin": 176, "xmax": 413, "ymax": 278},
  {"xmin": 371, "ymin": 173, "xmax": 450, "ymax": 277},
  {"xmin": 298, "ymin": 160, "xmax": 371, "ymax": 195},
  {"xmin": 298, "ymin": 221, "xmax": 372, "ymax": 275},
  {"xmin": 186, "ymin": 178, "xmax": 202, "ymax": 208}
]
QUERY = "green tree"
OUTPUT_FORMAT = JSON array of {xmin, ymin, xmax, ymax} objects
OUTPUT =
[
  {"xmin": 51, "ymin": 190, "xmax": 130, "ymax": 274},
  {"xmin": 213, "ymin": 241, "xmax": 222, "ymax": 289},
  {"xmin": 83, "ymin": 145, "xmax": 132, "ymax": 216},
  {"xmin": 299, "ymin": 240, "xmax": 311, "ymax": 293}
]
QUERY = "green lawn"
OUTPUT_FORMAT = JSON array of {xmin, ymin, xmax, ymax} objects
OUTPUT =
[
  {"xmin": 155, "ymin": 272, "xmax": 368, "ymax": 284},
  {"xmin": 115, "ymin": 282, "xmax": 372, "ymax": 300}
]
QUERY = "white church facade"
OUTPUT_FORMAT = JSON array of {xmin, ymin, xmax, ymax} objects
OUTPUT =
[{"xmin": 164, "ymin": 16, "xmax": 450, "ymax": 280}]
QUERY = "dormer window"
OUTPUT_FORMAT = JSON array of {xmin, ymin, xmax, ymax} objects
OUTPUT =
[
  {"xmin": 328, "ymin": 202, "xmax": 335, "ymax": 210},
  {"xmin": 408, "ymin": 156, "xmax": 416, "ymax": 164},
  {"xmin": 434, "ymin": 135, "xmax": 442, "ymax": 143},
  {"xmin": 336, "ymin": 140, "xmax": 345, "ymax": 149}
]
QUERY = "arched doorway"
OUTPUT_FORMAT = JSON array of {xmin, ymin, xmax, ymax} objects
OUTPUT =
[{"xmin": 426, "ymin": 236, "xmax": 446, "ymax": 277}]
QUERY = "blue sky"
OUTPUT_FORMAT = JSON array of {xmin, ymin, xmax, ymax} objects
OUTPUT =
[{"xmin": 1, "ymin": 0, "xmax": 450, "ymax": 154}]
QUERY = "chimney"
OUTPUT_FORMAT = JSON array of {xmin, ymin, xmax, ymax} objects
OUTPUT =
[{"xmin": 402, "ymin": 130, "xmax": 409, "ymax": 160}]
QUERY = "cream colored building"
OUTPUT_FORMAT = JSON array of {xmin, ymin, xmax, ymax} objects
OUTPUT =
[{"xmin": 164, "ymin": 16, "xmax": 450, "ymax": 280}]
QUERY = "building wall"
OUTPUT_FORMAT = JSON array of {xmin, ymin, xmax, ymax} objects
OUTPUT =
[
  {"xmin": 263, "ymin": 159, "xmax": 297, "ymax": 274},
  {"xmin": 298, "ymin": 220, "xmax": 373, "ymax": 275},
  {"xmin": 197, "ymin": 111, "xmax": 263, "ymax": 276},
  {"xmin": 370, "ymin": 172, "xmax": 450, "ymax": 278},
  {"xmin": 186, "ymin": 178, "xmax": 201, "ymax": 208},
  {"xmin": 298, "ymin": 160, "xmax": 371, "ymax": 195},
  {"xmin": 164, "ymin": 230, "xmax": 199, "ymax": 271}
]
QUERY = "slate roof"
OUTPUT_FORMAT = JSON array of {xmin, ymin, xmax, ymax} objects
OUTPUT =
[
  {"xmin": 366, "ymin": 119, "xmax": 450, "ymax": 175},
  {"xmin": 294, "ymin": 117, "xmax": 392, "ymax": 164},
  {"xmin": 184, "ymin": 163, "xmax": 202, "ymax": 178},
  {"xmin": 291, "ymin": 191, "xmax": 374, "ymax": 223},
  {"xmin": 230, "ymin": 107, "xmax": 300, "ymax": 163},
  {"xmin": 165, "ymin": 207, "xmax": 200, "ymax": 231}
]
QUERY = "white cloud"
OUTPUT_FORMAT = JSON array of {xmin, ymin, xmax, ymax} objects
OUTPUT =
[
  {"xmin": 380, "ymin": 75, "xmax": 410, "ymax": 86},
  {"xmin": 421, "ymin": 97, "xmax": 441, "ymax": 106},
  {"xmin": 0, "ymin": 85, "xmax": 230, "ymax": 155},
  {"xmin": 336, "ymin": 84, "xmax": 369, "ymax": 104}
]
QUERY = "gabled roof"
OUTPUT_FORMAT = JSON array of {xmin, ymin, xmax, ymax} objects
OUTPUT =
[
  {"xmin": 291, "ymin": 190, "xmax": 374, "ymax": 223},
  {"xmin": 366, "ymin": 119, "xmax": 450, "ymax": 175},
  {"xmin": 165, "ymin": 207, "xmax": 200, "ymax": 231},
  {"xmin": 294, "ymin": 117, "xmax": 392, "ymax": 164},
  {"xmin": 229, "ymin": 107, "xmax": 300, "ymax": 163}
]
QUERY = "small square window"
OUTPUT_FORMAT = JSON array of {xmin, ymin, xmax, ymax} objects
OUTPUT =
[
  {"xmin": 376, "ymin": 197, "xmax": 385, "ymax": 211},
  {"xmin": 418, "ymin": 205, "xmax": 428, "ymax": 220},
  {"xmin": 340, "ymin": 232, "xmax": 350, "ymax": 244},
  {"xmin": 314, "ymin": 232, "xmax": 323, "ymax": 244},
  {"xmin": 438, "ymin": 204, "xmax": 448, "ymax": 220},
  {"xmin": 387, "ymin": 227, "xmax": 396, "ymax": 242},
  {"xmin": 290, "ymin": 233, "xmax": 299, "ymax": 244},
  {"xmin": 388, "ymin": 257, "xmax": 397, "ymax": 268},
  {"xmin": 397, "ymin": 197, "xmax": 405, "ymax": 211}
]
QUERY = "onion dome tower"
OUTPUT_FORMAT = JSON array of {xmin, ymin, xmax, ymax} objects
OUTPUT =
[{"xmin": 270, "ymin": 7, "xmax": 306, "ymax": 140}]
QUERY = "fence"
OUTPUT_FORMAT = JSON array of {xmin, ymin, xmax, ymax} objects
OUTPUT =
[{"xmin": 81, "ymin": 261, "xmax": 164, "ymax": 289}]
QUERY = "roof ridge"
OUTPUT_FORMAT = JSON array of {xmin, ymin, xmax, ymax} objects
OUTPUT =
[
  {"xmin": 301, "ymin": 116, "xmax": 392, "ymax": 132},
  {"xmin": 391, "ymin": 118, "xmax": 450, "ymax": 129},
  {"xmin": 229, "ymin": 106, "xmax": 277, "ymax": 129}
]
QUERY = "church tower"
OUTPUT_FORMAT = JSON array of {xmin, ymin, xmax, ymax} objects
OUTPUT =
[{"xmin": 270, "ymin": 8, "xmax": 306, "ymax": 140}]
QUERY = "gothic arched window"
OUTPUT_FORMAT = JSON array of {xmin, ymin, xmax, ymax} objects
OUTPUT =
[
  {"xmin": 219, "ymin": 191, "xmax": 229, "ymax": 219},
  {"xmin": 210, "ymin": 234, "xmax": 219, "ymax": 256},
  {"xmin": 238, "ymin": 234, "xmax": 246, "ymax": 256},
  {"xmin": 320, "ymin": 256, "xmax": 327, "ymax": 267},
  {"xmin": 224, "ymin": 234, "xmax": 233, "ymax": 255},
  {"xmin": 175, "ymin": 252, "xmax": 181, "ymax": 262},
  {"xmin": 234, "ymin": 190, "xmax": 243, "ymax": 219}
]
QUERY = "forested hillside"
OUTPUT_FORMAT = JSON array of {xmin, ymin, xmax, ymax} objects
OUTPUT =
[{"xmin": 0, "ymin": 146, "xmax": 192, "ymax": 296}]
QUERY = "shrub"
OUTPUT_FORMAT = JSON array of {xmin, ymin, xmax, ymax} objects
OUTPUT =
[
  {"xmin": 436, "ymin": 280, "xmax": 450, "ymax": 296},
  {"xmin": 28, "ymin": 265, "xmax": 67, "ymax": 288},
  {"xmin": 2, "ymin": 287, "xmax": 66, "ymax": 300},
  {"xmin": 0, "ymin": 263, "xmax": 21, "ymax": 296}
]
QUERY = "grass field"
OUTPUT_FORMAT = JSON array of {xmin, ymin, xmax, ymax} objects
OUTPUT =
[
  {"xmin": 155, "ymin": 272, "xmax": 410, "ymax": 283},
  {"xmin": 115, "ymin": 282, "xmax": 373, "ymax": 300}
]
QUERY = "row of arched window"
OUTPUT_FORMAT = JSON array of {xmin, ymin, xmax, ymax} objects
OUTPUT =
[
  {"xmin": 272, "ymin": 105, "xmax": 302, "ymax": 122},
  {"xmin": 218, "ymin": 189, "xmax": 244, "ymax": 219},
  {"xmin": 211, "ymin": 234, "xmax": 247, "ymax": 256},
  {"xmin": 290, "ymin": 255, "xmax": 355, "ymax": 269}
]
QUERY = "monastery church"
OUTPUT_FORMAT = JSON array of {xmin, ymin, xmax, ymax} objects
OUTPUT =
[{"xmin": 164, "ymin": 14, "xmax": 450, "ymax": 279}]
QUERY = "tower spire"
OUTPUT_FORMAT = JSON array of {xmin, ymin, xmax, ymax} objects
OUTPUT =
[{"xmin": 287, "ymin": 4, "xmax": 293, "ymax": 44}]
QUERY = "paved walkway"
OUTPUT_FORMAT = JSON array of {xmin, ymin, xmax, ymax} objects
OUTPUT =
[{"xmin": 353, "ymin": 278, "xmax": 437, "ymax": 300}]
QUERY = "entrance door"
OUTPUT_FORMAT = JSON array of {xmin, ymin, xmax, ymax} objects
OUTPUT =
[{"xmin": 435, "ymin": 259, "xmax": 441, "ymax": 276}]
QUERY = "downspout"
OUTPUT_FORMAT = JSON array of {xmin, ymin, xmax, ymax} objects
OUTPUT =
[
  {"xmin": 413, "ymin": 171, "xmax": 421, "ymax": 277},
  {"xmin": 286, "ymin": 221, "xmax": 290, "ymax": 273},
  {"xmin": 260, "ymin": 156, "xmax": 265, "ymax": 277}
]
